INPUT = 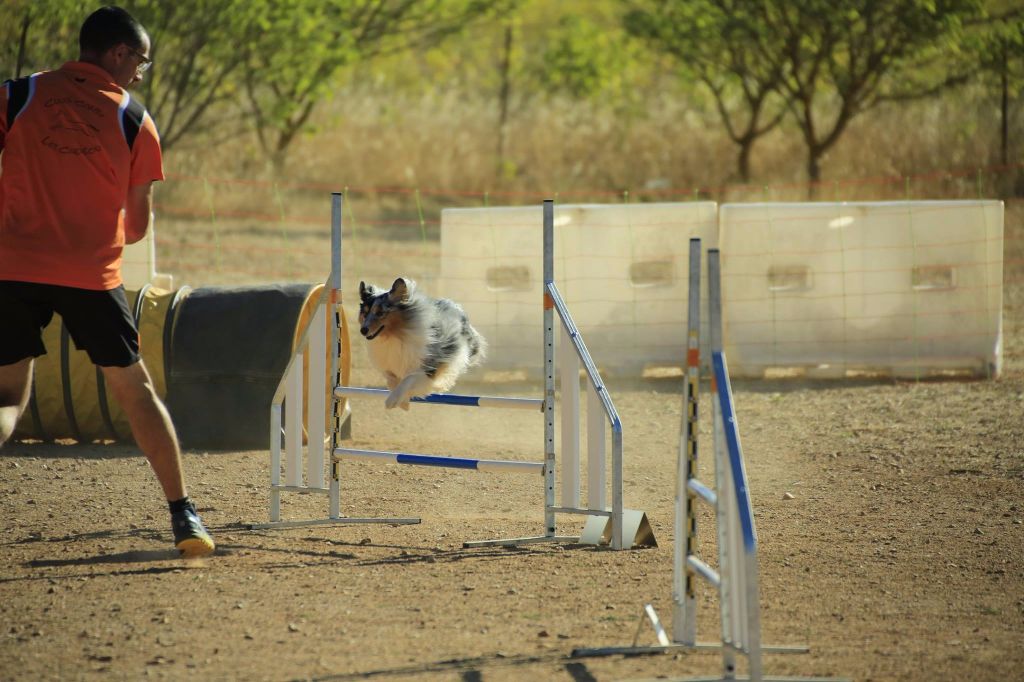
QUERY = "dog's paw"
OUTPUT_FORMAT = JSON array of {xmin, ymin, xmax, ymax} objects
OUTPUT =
[
  {"xmin": 384, "ymin": 390, "xmax": 402, "ymax": 410},
  {"xmin": 400, "ymin": 401, "xmax": 411, "ymax": 411}
]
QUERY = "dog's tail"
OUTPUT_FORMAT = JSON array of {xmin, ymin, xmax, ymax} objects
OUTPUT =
[{"xmin": 467, "ymin": 324, "xmax": 487, "ymax": 367}]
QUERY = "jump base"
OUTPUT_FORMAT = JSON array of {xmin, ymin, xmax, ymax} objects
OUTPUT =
[{"xmin": 580, "ymin": 509, "xmax": 657, "ymax": 548}]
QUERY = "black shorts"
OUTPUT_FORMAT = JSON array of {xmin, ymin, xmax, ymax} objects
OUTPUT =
[{"xmin": 0, "ymin": 281, "xmax": 141, "ymax": 368}]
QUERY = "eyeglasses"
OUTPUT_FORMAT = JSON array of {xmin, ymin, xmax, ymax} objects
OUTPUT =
[{"xmin": 124, "ymin": 44, "xmax": 152, "ymax": 73}]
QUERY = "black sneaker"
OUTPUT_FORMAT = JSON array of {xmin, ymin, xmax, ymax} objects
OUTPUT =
[{"xmin": 171, "ymin": 503, "xmax": 215, "ymax": 558}]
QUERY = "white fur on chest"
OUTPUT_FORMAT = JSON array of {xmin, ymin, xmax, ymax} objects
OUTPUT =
[{"xmin": 366, "ymin": 333, "xmax": 426, "ymax": 378}]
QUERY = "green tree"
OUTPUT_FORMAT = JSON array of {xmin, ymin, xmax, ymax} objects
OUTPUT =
[
  {"xmin": 0, "ymin": 0, "xmax": 92, "ymax": 79},
  {"xmin": 242, "ymin": 0, "xmax": 515, "ymax": 172},
  {"xmin": 751, "ymin": 0, "xmax": 984, "ymax": 188},
  {"xmin": 131, "ymin": 0, "xmax": 261, "ymax": 151},
  {"xmin": 533, "ymin": 14, "xmax": 628, "ymax": 99},
  {"xmin": 624, "ymin": 0, "xmax": 789, "ymax": 183},
  {"xmin": 966, "ymin": 3, "xmax": 1024, "ymax": 168}
]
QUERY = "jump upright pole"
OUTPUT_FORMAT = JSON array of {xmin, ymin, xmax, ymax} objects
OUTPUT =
[{"xmin": 676, "ymin": 237, "xmax": 702, "ymax": 645}]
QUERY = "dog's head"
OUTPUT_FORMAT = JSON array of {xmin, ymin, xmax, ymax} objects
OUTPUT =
[{"xmin": 358, "ymin": 277, "xmax": 414, "ymax": 340}]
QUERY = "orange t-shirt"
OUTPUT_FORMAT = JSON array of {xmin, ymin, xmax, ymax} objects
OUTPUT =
[{"xmin": 0, "ymin": 61, "xmax": 164, "ymax": 290}]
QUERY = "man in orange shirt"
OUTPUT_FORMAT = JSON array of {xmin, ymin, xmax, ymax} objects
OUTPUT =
[{"xmin": 0, "ymin": 6, "xmax": 214, "ymax": 558}]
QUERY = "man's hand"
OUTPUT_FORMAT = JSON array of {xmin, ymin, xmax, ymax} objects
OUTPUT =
[{"xmin": 124, "ymin": 181, "xmax": 153, "ymax": 244}]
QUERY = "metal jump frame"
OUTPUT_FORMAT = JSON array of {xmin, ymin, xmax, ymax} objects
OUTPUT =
[
  {"xmin": 572, "ymin": 239, "xmax": 846, "ymax": 682},
  {"xmin": 257, "ymin": 195, "xmax": 638, "ymax": 550}
]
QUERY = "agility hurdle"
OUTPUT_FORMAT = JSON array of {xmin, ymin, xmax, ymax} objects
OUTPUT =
[
  {"xmin": 256, "ymin": 195, "xmax": 653, "ymax": 550},
  {"xmin": 572, "ymin": 241, "xmax": 846, "ymax": 682}
]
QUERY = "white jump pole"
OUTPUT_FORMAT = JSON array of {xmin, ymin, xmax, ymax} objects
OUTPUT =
[
  {"xmin": 307, "ymin": 304, "xmax": 327, "ymax": 489},
  {"xmin": 560, "ymin": 322, "xmax": 581, "ymax": 509},
  {"xmin": 675, "ymin": 237, "xmax": 702, "ymax": 645},
  {"xmin": 587, "ymin": 380, "xmax": 605, "ymax": 511},
  {"xmin": 328, "ymin": 191, "xmax": 344, "ymax": 518},
  {"xmin": 708, "ymin": 248, "xmax": 741, "ymax": 676},
  {"xmin": 335, "ymin": 386, "xmax": 543, "ymax": 411},
  {"xmin": 544, "ymin": 199, "xmax": 558, "ymax": 541}
]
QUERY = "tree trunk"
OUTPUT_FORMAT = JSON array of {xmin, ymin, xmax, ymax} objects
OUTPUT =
[
  {"xmin": 496, "ymin": 22, "xmax": 513, "ymax": 181},
  {"xmin": 1001, "ymin": 43, "xmax": 1009, "ymax": 168},
  {"xmin": 271, "ymin": 132, "xmax": 294, "ymax": 175},
  {"xmin": 806, "ymin": 150, "xmax": 822, "ymax": 199},
  {"xmin": 737, "ymin": 138, "xmax": 752, "ymax": 184},
  {"xmin": 15, "ymin": 13, "xmax": 31, "ymax": 78}
]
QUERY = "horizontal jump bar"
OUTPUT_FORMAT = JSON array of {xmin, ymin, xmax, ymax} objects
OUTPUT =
[
  {"xmin": 250, "ymin": 517, "xmax": 420, "ymax": 530},
  {"xmin": 334, "ymin": 448, "xmax": 544, "ymax": 475},
  {"xmin": 686, "ymin": 478, "xmax": 717, "ymax": 506},
  {"xmin": 686, "ymin": 555, "xmax": 721, "ymax": 588},
  {"xmin": 334, "ymin": 386, "xmax": 543, "ymax": 411},
  {"xmin": 571, "ymin": 642, "xmax": 815, "ymax": 658}
]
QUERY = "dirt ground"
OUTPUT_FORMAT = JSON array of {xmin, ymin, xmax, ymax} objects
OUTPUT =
[{"xmin": 3, "ymin": 204, "xmax": 1023, "ymax": 681}]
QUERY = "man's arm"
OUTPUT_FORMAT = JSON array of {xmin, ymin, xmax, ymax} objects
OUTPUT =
[{"xmin": 124, "ymin": 181, "xmax": 154, "ymax": 244}]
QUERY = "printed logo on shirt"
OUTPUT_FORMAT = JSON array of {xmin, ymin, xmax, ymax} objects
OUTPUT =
[
  {"xmin": 50, "ymin": 109, "xmax": 99, "ymax": 137},
  {"xmin": 45, "ymin": 96, "xmax": 103, "ymax": 118},
  {"xmin": 41, "ymin": 135, "xmax": 101, "ymax": 155}
]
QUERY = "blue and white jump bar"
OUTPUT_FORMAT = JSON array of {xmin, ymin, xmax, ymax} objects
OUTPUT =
[
  {"xmin": 334, "ymin": 386, "xmax": 544, "ymax": 411},
  {"xmin": 335, "ymin": 447, "xmax": 544, "ymax": 474}
]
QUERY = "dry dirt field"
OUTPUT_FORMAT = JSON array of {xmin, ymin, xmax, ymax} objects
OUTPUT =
[{"xmin": 2, "ymin": 202, "xmax": 1023, "ymax": 682}]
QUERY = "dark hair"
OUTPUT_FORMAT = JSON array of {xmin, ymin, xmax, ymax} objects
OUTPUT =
[{"xmin": 79, "ymin": 6, "xmax": 147, "ymax": 55}]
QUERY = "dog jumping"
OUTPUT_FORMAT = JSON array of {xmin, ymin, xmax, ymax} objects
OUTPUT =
[{"xmin": 358, "ymin": 277, "xmax": 486, "ymax": 410}]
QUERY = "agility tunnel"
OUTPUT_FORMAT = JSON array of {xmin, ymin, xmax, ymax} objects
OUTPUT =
[{"xmin": 14, "ymin": 283, "xmax": 349, "ymax": 450}]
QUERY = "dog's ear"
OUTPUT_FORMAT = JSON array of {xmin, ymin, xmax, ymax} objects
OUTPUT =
[
  {"xmin": 359, "ymin": 281, "xmax": 370, "ymax": 302},
  {"xmin": 388, "ymin": 277, "xmax": 410, "ymax": 302}
]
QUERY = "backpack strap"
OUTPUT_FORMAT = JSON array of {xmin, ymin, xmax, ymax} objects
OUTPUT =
[
  {"xmin": 118, "ymin": 91, "xmax": 147, "ymax": 150},
  {"xmin": 5, "ymin": 75, "xmax": 35, "ymax": 130}
]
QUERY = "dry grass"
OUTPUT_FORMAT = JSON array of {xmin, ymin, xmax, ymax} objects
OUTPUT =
[{"xmin": 166, "ymin": 83, "xmax": 1020, "ymax": 201}]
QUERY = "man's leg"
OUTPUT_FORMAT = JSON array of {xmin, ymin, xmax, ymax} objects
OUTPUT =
[
  {"xmin": 101, "ymin": 360, "xmax": 214, "ymax": 557},
  {"xmin": 0, "ymin": 358, "xmax": 33, "ymax": 447},
  {"xmin": 100, "ymin": 360, "xmax": 185, "ymax": 500}
]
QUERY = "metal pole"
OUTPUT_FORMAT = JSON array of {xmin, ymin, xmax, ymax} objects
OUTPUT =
[
  {"xmin": 334, "ymin": 386, "xmax": 543, "ymax": 411},
  {"xmin": 331, "ymin": 192, "xmax": 342, "ymax": 292},
  {"xmin": 560, "ymin": 324, "xmax": 581, "ymax": 507},
  {"xmin": 329, "ymin": 191, "xmax": 343, "ymax": 519},
  {"xmin": 708, "ymin": 249, "xmax": 722, "ymax": 354},
  {"xmin": 543, "ymin": 199, "xmax": 556, "ymax": 538},
  {"xmin": 285, "ymin": 360, "xmax": 303, "ymax": 486},
  {"xmin": 586, "ymin": 380, "xmax": 605, "ymax": 510},
  {"xmin": 707, "ymin": 249, "xmax": 737, "ymax": 677},
  {"xmin": 675, "ymin": 237, "xmax": 701, "ymax": 645},
  {"xmin": 307, "ymin": 304, "xmax": 327, "ymax": 489},
  {"xmin": 269, "ymin": 403, "xmax": 282, "ymax": 521},
  {"xmin": 611, "ymin": 418, "xmax": 624, "ymax": 549}
]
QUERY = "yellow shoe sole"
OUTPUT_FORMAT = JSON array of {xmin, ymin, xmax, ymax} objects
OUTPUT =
[{"xmin": 176, "ymin": 535, "xmax": 215, "ymax": 558}]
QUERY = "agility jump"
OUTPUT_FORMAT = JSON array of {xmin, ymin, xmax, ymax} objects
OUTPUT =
[
  {"xmin": 255, "ymin": 195, "xmax": 653, "ymax": 550},
  {"xmin": 572, "ymin": 240, "xmax": 847, "ymax": 682}
]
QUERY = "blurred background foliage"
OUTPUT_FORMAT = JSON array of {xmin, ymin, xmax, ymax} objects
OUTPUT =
[{"xmin": 2, "ymin": 0, "xmax": 1022, "ymax": 196}]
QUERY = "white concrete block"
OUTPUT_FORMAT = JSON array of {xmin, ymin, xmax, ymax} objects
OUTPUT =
[
  {"xmin": 719, "ymin": 201, "xmax": 1003, "ymax": 378},
  {"xmin": 440, "ymin": 202, "xmax": 719, "ymax": 375}
]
